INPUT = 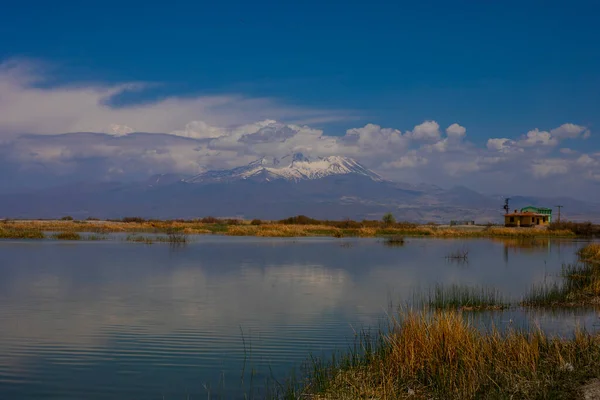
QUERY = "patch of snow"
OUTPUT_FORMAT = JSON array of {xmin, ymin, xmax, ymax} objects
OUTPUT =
[
  {"xmin": 185, "ymin": 154, "xmax": 384, "ymax": 183},
  {"xmin": 103, "ymin": 124, "xmax": 136, "ymax": 136}
]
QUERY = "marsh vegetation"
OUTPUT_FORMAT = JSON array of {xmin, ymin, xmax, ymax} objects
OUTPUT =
[
  {"xmin": 126, "ymin": 230, "xmax": 188, "ymax": 245},
  {"xmin": 289, "ymin": 243, "xmax": 600, "ymax": 399},
  {"xmin": 423, "ymin": 284, "xmax": 507, "ymax": 311},
  {"xmin": 0, "ymin": 233, "xmax": 598, "ymax": 399},
  {"xmin": 383, "ymin": 236, "xmax": 405, "ymax": 246},
  {"xmin": 0, "ymin": 215, "xmax": 583, "ymax": 239},
  {"xmin": 53, "ymin": 232, "xmax": 82, "ymax": 240},
  {"xmin": 0, "ymin": 227, "xmax": 45, "ymax": 239},
  {"xmin": 445, "ymin": 248, "xmax": 469, "ymax": 260},
  {"xmin": 522, "ymin": 244, "xmax": 600, "ymax": 307},
  {"xmin": 288, "ymin": 310, "xmax": 600, "ymax": 400}
]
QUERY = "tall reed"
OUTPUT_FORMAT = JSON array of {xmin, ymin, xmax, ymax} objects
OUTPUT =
[{"xmin": 298, "ymin": 310, "xmax": 600, "ymax": 400}]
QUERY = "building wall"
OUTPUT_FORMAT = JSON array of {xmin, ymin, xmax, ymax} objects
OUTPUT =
[{"xmin": 504, "ymin": 215, "xmax": 550, "ymax": 227}]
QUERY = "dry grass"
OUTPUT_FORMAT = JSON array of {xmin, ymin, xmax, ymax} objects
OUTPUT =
[
  {"xmin": 0, "ymin": 226, "xmax": 45, "ymax": 239},
  {"xmin": 522, "ymin": 244, "xmax": 600, "ymax": 307},
  {"xmin": 423, "ymin": 284, "xmax": 507, "ymax": 311},
  {"xmin": 485, "ymin": 227, "xmax": 574, "ymax": 238},
  {"xmin": 578, "ymin": 243, "xmax": 600, "ymax": 263},
  {"xmin": 0, "ymin": 220, "xmax": 579, "ymax": 239},
  {"xmin": 383, "ymin": 236, "xmax": 405, "ymax": 246},
  {"xmin": 53, "ymin": 232, "xmax": 81, "ymax": 240},
  {"xmin": 305, "ymin": 310, "xmax": 600, "ymax": 400}
]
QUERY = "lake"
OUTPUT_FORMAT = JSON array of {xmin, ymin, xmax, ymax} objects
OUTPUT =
[{"xmin": 0, "ymin": 236, "xmax": 598, "ymax": 399}]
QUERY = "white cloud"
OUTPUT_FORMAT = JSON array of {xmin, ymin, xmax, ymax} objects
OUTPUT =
[
  {"xmin": 343, "ymin": 123, "xmax": 406, "ymax": 151},
  {"xmin": 487, "ymin": 138, "xmax": 521, "ymax": 153},
  {"xmin": 518, "ymin": 128, "xmax": 558, "ymax": 147},
  {"xmin": 446, "ymin": 123, "xmax": 466, "ymax": 138},
  {"xmin": 0, "ymin": 57, "xmax": 597, "ymax": 197},
  {"xmin": 550, "ymin": 123, "xmax": 588, "ymax": 139},
  {"xmin": 1, "ymin": 118, "xmax": 594, "ymax": 193},
  {"xmin": 407, "ymin": 121, "xmax": 441, "ymax": 141},
  {"xmin": 576, "ymin": 154, "xmax": 598, "ymax": 167},
  {"xmin": 169, "ymin": 121, "xmax": 227, "ymax": 139},
  {"xmin": 103, "ymin": 124, "xmax": 136, "ymax": 136},
  {"xmin": 0, "ymin": 58, "xmax": 348, "ymax": 136},
  {"xmin": 531, "ymin": 159, "xmax": 569, "ymax": 177},
  {"xmin": 560, "ymin": 148, "xmax": 577, "ymax": 155},
  {"xmin": 381, "ymin": 151, "xmax": 428, "ymax": 169}
]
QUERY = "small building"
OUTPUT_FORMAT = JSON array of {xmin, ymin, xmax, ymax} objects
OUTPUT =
[
  {"xmin": 450, "ymin": 220, "xmax": 475, "ymax": 226},
  {"xmin": 504, "ymin": 209, "xmax": 550, "ymax": 227},
  {"xmin": 520, "ymin": 206, "xmax": 552, "ymax": 222}
]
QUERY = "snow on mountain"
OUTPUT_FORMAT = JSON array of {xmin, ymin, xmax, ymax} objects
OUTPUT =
[
  {"xmin": 102, "ymin": 124, "xmax": 136, "ymax": 136},
  {"xmin": 185, "ymin": 153, "xmax": 384, "ymax": 183}
]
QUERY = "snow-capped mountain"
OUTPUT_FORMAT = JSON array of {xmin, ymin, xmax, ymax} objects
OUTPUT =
[{"xmin": 185, "ymin": 153, "xmax": 384, "ymax": 183}]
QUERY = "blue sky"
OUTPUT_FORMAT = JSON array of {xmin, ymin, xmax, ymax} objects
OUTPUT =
[{"xmin": 1, "ymin": 0, "xmax": 599, "ymax": 196}]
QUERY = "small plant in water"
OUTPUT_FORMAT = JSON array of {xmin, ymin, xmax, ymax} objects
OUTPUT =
[
  {"xmin": 384, "ymin": 236, "xmax": 405, "ymax": 246},
  {"xmin": 166, "ymin": 228, "xmax": 187, "ymax": 244},
  {"xmin": 423, "ymin": 284, "xmax": 508, "ymax": 311},
  {"xmin": 522, "ymin": 259, "xmax": 600, "ymax": 306},
  {"xmin": 86, "ymin": 234, "xmax": 108, "ymax": 241},
  {"xmin": 126, "ymin": 235, "xmax": 155, "ymax": 244},
  {"xmin": 446, "ymin": 248, "xmax": 469, "ymax": 260},
  {"xmin": 53, "ymin": 232, "xmax": 81, "ymax": 240}
]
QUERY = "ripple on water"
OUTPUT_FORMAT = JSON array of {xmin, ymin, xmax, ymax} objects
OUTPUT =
[{"xmin": 0, "ymin": 237, "xmax": 596, "ymax": 399}]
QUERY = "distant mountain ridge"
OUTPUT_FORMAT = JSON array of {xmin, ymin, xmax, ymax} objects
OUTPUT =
[{"xmin": 0, "ymin": 154, "xmax": 598, "ymax": 222}]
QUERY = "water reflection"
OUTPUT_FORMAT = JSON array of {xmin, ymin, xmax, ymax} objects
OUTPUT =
[
  {"xmin": 0, "ymin": 237, "xmax": 597, "ymax": 399},
  {"xmin": 490, "ymin": 238, "xmax": 586, "ymax": 264}
]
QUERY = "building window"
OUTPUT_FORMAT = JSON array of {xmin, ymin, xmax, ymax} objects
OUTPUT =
[{"xmin": 510, "ymin": 217, "xmax": 515, "ymax": 223}]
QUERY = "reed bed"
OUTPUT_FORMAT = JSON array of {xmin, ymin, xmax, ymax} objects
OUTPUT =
[
  {"xmin": 383, "ymin": 236, "xmax": 405, "ymax": 246},
  {"xmin": 445, "ymin": 249, "xmax": 469, "ymax": 260},
  {"xmin": 522, "ymin": 244, "xmax": 600, "ymax": 307},
  {"xmin": 423, "ymin": 284, "xmax": 508, "ymax": 311},
  {"xmin": 485, "ymin": 227, "xmax": 574, "ymax": 238},
  {"xmin": 578, "ymin": 243, "xmax": 600, "ymax": 263},
  {"xmin": 53, "ymin": 232, "xmax": 81, "ymax": 240},
  {"xmin": 0, "ymin": 219, "xmax": 580, "ymax": 239},
  {"xmin": 85, "ymin": 234, "xmax": 108, "ymax": 241},
  {"xmin": 125, "ymin": 231, "xmax": 188, "ymax": 244},
  {"xmin": 126, "ymin": 235, "xmax": 156, "ymax": 244},
  {"xmin": 0, "ymin": 227, "xmax": 45, "ymax": 239},
  {"xmin": 298, "ymin": 310, "xmax": 600, "ymax": 400}
]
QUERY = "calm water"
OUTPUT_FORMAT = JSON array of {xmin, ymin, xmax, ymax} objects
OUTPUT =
[{"xmin": 0, "ymin": 236, "xmax": 598, "ymax": 399}]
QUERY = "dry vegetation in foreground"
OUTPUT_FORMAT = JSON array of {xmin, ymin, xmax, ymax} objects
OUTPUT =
[
  {"xmin": 296, "ymin": 310, "xmax": 600, "ymax": 400},
  {"xmin": 0, "ymin": 215, "xmax": 581, "ymax": 239}
]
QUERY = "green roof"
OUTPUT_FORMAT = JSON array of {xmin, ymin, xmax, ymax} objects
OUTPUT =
[{"xmin": 521, "ymin": 206, "xmax": 552, "ymax": 213}]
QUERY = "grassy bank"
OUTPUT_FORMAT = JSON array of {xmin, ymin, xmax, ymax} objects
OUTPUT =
[
  {"xmin": 294, "ymin": 310, "xmax": 600, "ymax": 400},
  {"xmin": 0, "ymin": 217, "xmax": 577, "ymax": 239},
  {"xmin": 522, "ymin": 243, "xmax": 600, "ymax": 307}
]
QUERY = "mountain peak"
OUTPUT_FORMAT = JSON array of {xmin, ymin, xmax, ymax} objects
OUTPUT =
[{"xmin": 185, "ymin": 155, "xmax": 384, "ymax": 184}]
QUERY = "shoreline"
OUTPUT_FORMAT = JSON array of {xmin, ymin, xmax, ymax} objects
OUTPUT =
[
  {"xmin": 0, "ymin": 218, "xmax": 579, "ymax": 239},
  {"xmin": 286, "ymin": 244, "xmax": 600, "ymax": 399}
]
